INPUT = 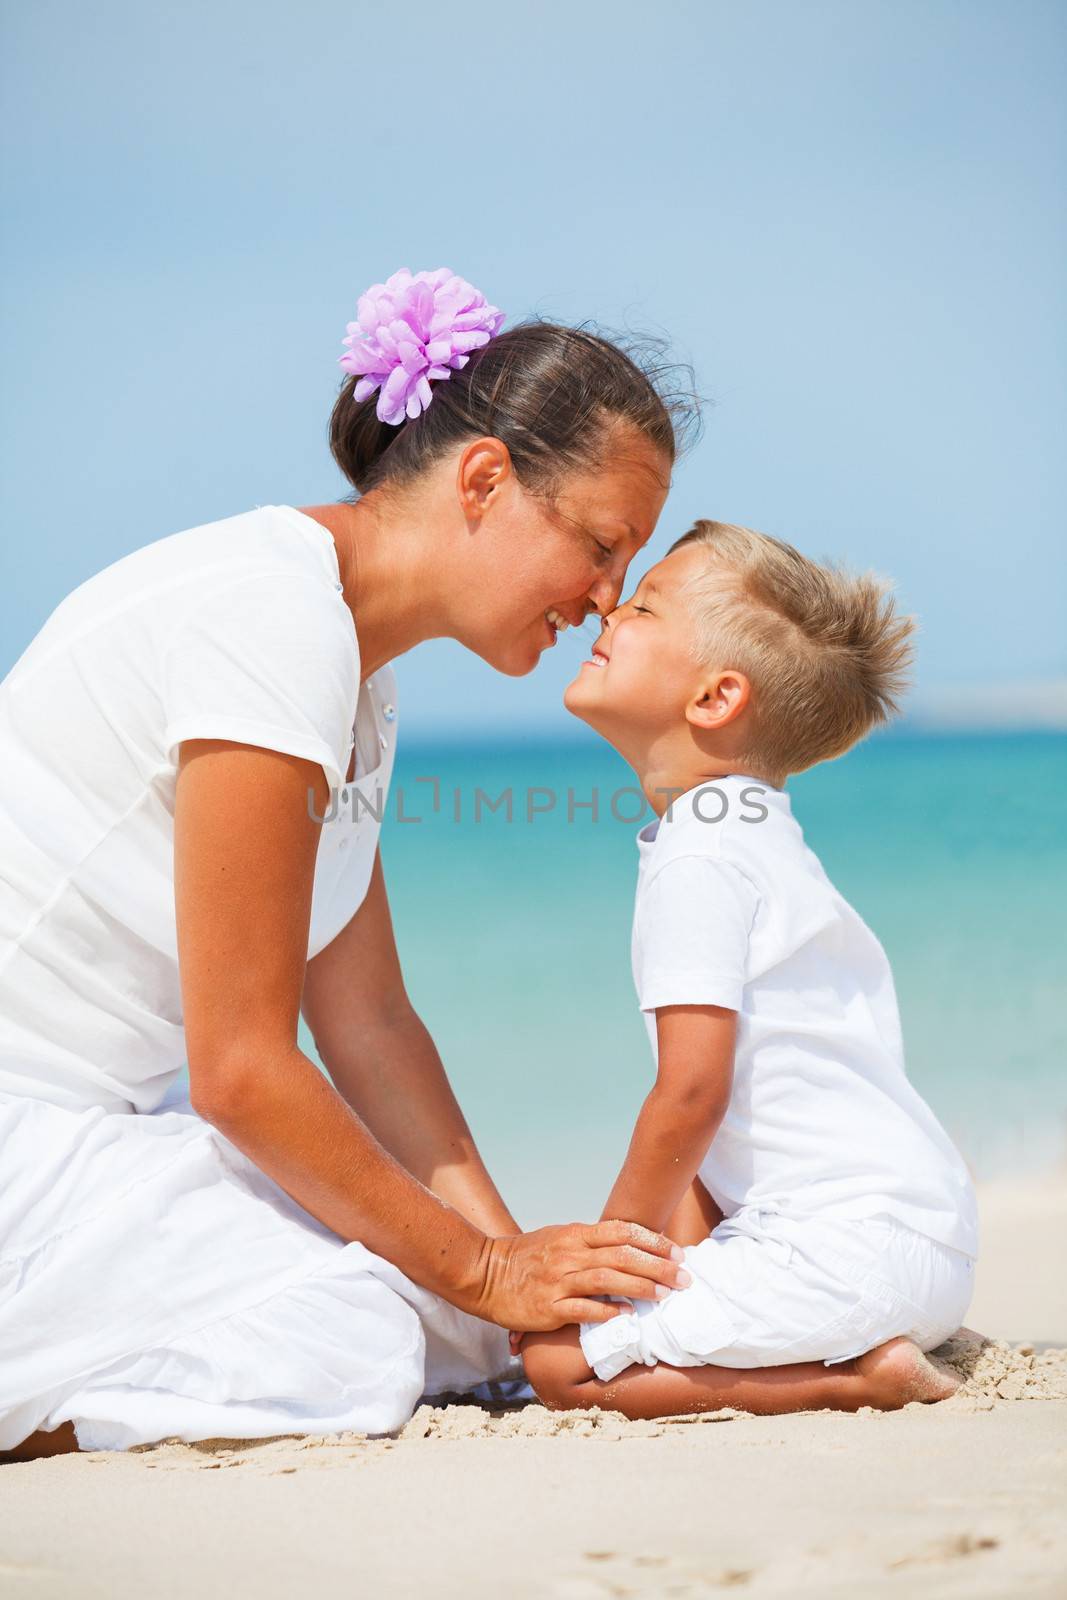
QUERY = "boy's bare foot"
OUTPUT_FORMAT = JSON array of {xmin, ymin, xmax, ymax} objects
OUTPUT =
[{"xmin": 853, "ymin": 1336, "xmax": 961, "ymax": 1408}]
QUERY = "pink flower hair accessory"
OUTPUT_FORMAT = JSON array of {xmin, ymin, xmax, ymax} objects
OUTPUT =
[{"xmin": 339, "ymin": 268, "xmax": 506, "ymax": 426}]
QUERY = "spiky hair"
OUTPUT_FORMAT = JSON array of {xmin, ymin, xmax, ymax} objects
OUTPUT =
[{"xmin": 668, "ymin": 520, "xmax": 918, "ymax": 785}]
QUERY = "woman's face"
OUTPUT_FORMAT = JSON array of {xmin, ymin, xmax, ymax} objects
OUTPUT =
[{"xmin": 454, "ymin": 429, "xmax": 672, "ymax": 677}]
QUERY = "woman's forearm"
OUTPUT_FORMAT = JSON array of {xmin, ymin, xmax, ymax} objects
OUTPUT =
[
  {"xmin": 194, "ymin": 1041, "xmax": 691, "ymax": 1337},
  {"xmin": 321, "ymin": 1006, "xmax": 519, "ymax": 1236},
  {"xmin": 195, "ymin": 1040, "xmax": 498, "ymax": 1313}
]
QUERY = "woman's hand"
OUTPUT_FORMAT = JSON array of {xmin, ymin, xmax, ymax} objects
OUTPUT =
[{"xmin": 477, "ymin": 1220, "xmax": 689, "ymax": 1333}]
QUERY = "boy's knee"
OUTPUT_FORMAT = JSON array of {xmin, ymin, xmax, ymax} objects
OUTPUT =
[{"xmin": 521, "ymin": 1327, "xmax": 590, "ymax": 1411}]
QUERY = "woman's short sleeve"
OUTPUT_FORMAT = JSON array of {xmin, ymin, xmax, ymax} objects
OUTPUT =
[
  {"xmin": 635, "ymin": 855, "xmax": 761, "ymax": 1013},
  {"xmin": 160, "ymin": 570, "xmax": 360, "ymax": 794}
]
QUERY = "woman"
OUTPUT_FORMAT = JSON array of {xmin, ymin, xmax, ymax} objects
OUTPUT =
[{"xmin": 0, "ymin": 269, "xmax": 695, "ymax": 1456}]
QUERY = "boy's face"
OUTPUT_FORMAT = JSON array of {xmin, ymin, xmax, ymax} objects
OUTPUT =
[{"xmin": 563, "ymin": 542, "xmax": 718, "ymax": 741}]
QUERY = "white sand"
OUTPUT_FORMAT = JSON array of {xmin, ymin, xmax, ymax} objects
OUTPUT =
[
  {"xmin": 965, "ymin": 1177, "xmax": 1067, "ymax": 1345},
  {"xmin": 3, "ymin": 1179, "xmax": 1066, "ymax": 1599}
]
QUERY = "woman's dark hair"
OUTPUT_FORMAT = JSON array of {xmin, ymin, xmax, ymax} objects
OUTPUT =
[{"xmin": 328, "ymin": 318, "xmax": 703, "ymax": 502}]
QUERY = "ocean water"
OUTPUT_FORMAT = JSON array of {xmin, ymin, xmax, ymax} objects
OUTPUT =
[{"xmin": 299, "ymin": 728, "xmax": 1067, "ymax": 1228}]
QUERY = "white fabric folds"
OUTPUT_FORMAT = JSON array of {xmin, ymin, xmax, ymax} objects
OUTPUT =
[
  {"xmin": 0, "ymin": 1093, "xmax": 514, "ymax": 1452},
  {"xmin": 579, "ymin": 1206, "xmax": 975, "ymax": 1383}
]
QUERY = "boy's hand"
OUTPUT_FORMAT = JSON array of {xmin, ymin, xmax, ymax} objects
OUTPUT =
[{"xmin": 509, "ymin": 1291, "xmax": 637, "ymax": 1354}]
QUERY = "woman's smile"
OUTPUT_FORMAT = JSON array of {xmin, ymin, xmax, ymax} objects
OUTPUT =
[{"xmin": 541, "ymin": 603, "xmax": 585, "ymax": 647}]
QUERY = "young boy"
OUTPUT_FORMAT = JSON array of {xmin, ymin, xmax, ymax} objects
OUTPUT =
[{"xmin": 522, "ymin": 521, "xmax": 978, "ymax": 1418}]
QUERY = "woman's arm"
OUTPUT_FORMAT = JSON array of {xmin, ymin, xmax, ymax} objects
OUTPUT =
[
  {"xmin": 301, "ymin": 846, "xmax": 517, "ymax": 1236},
  {"xmin": 599, "ymin": 1004, "xmax": 736, "ymax": 1235},
  {"xmin": 175, "ymin": 739, "xmax": 687, "ymax": 1330}
]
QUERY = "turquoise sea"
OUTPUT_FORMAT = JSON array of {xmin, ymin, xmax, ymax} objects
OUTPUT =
[{"xmin": 298, "ymin": 728, "xmax": 1067, "ymax": 1228}]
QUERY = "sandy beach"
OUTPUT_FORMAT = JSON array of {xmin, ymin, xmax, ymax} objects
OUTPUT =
[{"xmin": 4, "ymin": 1178, "xmax": 1066, "ymax": 1600}]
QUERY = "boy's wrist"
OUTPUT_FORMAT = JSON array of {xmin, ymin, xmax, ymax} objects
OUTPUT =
[
  {"xmin": 601, "ymin": 1192, "xmax": 670, "ymax": 1235},
  {"xmin": 602, "ymin": 1152, "xmax": 706, "ymax": 1236}
]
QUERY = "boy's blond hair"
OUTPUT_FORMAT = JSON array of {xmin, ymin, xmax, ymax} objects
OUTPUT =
[{"xmin": 668, "ymin": 521, "xmax": 917, "ymax": 787}]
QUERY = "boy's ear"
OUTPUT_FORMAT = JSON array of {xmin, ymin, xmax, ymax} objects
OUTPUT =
[{"xmin": 685, "ymin": 669, "xmax": 751, "ymax": 733}]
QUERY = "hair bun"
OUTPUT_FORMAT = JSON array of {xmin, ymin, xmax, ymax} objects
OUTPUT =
[{"xmin": 338, "ymin": 267, "xmax": 505, "ymax": 426}]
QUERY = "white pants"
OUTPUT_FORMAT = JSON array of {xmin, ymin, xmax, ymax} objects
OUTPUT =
[
  {"xmin": 0, "ymin": 1092, "xmax": 515, "ymax": 1452},
  {"xmin": 580, "ymin": 1204, "xmax": 975, "ymax": 1383}
]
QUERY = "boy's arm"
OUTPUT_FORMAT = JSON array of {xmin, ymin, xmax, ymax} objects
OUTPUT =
[
  {"xmin": 665, "ymin": 1174, "xmax": 725, "ymax": 1246},
  {"xmin": 600, "ymin": 1003, "xmax": 736, "ymax": 1235}
]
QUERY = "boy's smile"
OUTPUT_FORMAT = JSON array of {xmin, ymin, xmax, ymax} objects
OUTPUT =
[
  {"xmin": 563, "ymin": 540, "xmax": 758, "ymax": 812},
  {"xmin": 564, "ymin": 542, "xmax": 715, "ymax": 732}
]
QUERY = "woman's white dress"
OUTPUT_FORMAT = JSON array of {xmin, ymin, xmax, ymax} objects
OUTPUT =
[{"xmin": 0, "ymin": 504, "xmax": 511, "ymax": 1451}]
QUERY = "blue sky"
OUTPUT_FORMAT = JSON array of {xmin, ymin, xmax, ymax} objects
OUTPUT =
[{"xmin": 2, "ymin": 0, "xmax": 1064, "ymax": 738}]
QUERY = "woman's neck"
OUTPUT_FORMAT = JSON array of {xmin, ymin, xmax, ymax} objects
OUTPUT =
[{"xmin": 297, "ymin": 497, "xmax": 450, "ymax": 679}]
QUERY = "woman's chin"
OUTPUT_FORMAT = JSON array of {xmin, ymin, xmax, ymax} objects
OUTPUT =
[{"xmin": 477, "ymin": 636, "xmax": 544, "ymax": 678}]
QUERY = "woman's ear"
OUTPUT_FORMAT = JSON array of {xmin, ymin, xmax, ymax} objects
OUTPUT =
[
  {"xmin": 685, "ymin": 669, "xmax": 751, "ymax": 733},
  {"xmin": 456, "ymin": 436, "xmax": 514, "ymax": 525}
]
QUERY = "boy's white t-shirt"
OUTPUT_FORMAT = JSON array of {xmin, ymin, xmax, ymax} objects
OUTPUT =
[
  {"xmin": 0, "ymin": 504, "xmax": 398, "ymax": 1115},
  {"xmin": 632, "ymin": 774, "xmax": 978, "ymax": 1258}
]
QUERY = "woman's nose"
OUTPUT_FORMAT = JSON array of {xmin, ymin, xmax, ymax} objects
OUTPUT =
[{"xmin": 586, "ymin": 570, "xmax": 625, "ymax": 618}]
